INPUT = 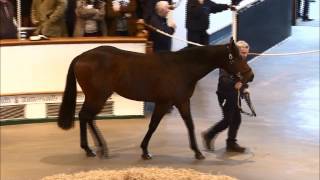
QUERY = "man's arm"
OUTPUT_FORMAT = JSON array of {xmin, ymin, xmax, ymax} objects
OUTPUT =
[{"xmin": 207, "ymin": 1, "xmax": 230, "ymax": 14}]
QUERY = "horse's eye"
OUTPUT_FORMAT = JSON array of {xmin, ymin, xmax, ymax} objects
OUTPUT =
[{"xmin": 228, "ymin": 54, "xmax": 233, "ymax": 60}]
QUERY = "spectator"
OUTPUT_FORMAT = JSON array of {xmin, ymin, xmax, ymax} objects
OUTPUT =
[
  {"xmin": 105, "ymin": 0, "xmax": 137, "ymax": 36},
  {"xmin": 31, "ymin": 0, "xmax": 68, "ymax": 37},
  {"xmin": 149, "ymin": 0, "xmax": 175, "ymax": 52},
  {"xmin": 0, "ymin": 0, "xmax": 17, "ymax": 39},
  {"xmin": 135, "ymin": 0, "xmax": 174, "ymax": 38},
  {"xmin": 185, "ymin": 0, "xmax": 234, "ymax": 47},
  {"xmin": 296, "ymin": 0, "xmax": 313, "ymax": 21},
  {"xmin": 73, "ymin": 0, "xmax": 107, "ymax": 37},
  {"xmin": 142, "ymin": 0, "xmax": 173, "ymax": 23}
]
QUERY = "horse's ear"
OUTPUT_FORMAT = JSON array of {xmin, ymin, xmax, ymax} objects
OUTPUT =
[
  {"xmin": 229, "ymin": 37, "xmax": 236, "ymax": 49},
  {"xmin": 230, "ymin": 37, "xmax": 234, "ymax": 44}
]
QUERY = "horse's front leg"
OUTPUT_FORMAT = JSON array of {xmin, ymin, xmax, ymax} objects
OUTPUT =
[
  {"xmin": 140, "ymin": 102, "xmax": 170, "ymax": 160},
  {"xmin": 176, "ymin": 100, "xmax": 205, "ymax": 160}
]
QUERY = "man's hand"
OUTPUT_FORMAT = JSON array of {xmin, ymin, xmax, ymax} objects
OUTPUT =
[
  {"xmin": 198, "ymin": 0, "xmax": 204, "ymax": 4},
  {"xmin": 167, "ymin": 20, "xmax": 176, "ymax": 29}
]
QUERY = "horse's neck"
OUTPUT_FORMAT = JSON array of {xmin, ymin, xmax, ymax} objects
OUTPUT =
[{"xmin": 174, "ymin": 47, "xmax": 223, "ymax": 82}]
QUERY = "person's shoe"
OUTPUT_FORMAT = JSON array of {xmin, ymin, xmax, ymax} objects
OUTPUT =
[
  {"xmin": 201, "ymin": 132, "xmax": 214, "ymax": 151},
  {"xmin": 226, "ymin": 142, "xmax": 246, "ymax": 153},
  {"xmin": 302, "ymin": 17, "xmax": 314, "ymax": 21}
]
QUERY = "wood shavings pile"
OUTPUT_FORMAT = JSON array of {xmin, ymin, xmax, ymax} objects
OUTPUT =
[{"xmin": 42, "ymin": 167, "xmax": 237, "ymax": 180}]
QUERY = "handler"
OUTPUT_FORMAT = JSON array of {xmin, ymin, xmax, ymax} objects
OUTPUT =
[{"xmin": 202, "ymin": 40, "xmax": 250, "ymax": 153}]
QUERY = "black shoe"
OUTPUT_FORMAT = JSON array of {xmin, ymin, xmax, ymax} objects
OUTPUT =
[
  {"xmin": 302, "ymin": 17, "xmax": 314, "ymax": 21},
  {"xmin": 201, "ymin": 132, "xmax": 214, "ymax": 151},
  {"xmin": 226, "ymin": 142, "xmax": 246, "ymax": 153}
]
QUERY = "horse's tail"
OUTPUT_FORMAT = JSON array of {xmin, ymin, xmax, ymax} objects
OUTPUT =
[{"xmin": 58, "ymin": 59, "xmax": 77, "ymax": 130}]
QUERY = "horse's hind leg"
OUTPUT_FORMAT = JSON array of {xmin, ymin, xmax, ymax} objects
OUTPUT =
[
  {"xmin": 176, "ymin": 100, "xmax": 205, "ymax": 160},
  {"xmin": 79, "ymin": 106, "xmax": 96, "ymax": 157},
  {"xmin": 79, "ymin": 93, "xmax": 111, "ymax": 157},
  {"xmin": 140, "ymin": 102, "xmax": 171, "ymax": 160},
  {"xmin": 88, "ymin": 118, "xmax": 108, "ymax": 158}
]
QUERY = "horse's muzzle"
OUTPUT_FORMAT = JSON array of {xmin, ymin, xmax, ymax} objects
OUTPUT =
[
  {"xmin": 248, "ymin": 74, "xmax": 254, "ymax": 82},
  {"xmin": 242, "ymin": 70, "xmax": 254, "ymax": 83}
]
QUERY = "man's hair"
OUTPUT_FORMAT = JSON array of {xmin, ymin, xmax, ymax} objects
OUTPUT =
[
  {"xmin": 236, "ymin": 40, "xmax": 249, "ymax": 49},
  {"xmin": 155, "ymin": 1, "xmax": 169, "ymax": 15}
]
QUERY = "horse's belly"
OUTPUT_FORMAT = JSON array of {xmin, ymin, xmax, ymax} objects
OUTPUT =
[{"xmin": 114, "ymin": 82, "xmax": 173, "ymax": 102}]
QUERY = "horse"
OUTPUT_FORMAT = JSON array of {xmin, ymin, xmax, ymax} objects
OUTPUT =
[{"xmin": 58, "ymin": 38, "xmax": 254, "ymax": 160}]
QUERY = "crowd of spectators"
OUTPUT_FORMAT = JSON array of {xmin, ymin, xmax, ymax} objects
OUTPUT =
[
  {"xmin": 0, "ymin": 0, "xmax": 235, "ymax": 52},
  {"xmin": 0, "ymin": 1, "xmax": 161, "ymax": 39}
]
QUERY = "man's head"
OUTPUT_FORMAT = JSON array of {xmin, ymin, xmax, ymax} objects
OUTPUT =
[
  {"xmin": 155, "ymin": 1, "xmax": 170, "ymax": 17},
  {"xmin": 236, "ymin": 40, "xmax": 249, "ymax": 59}
]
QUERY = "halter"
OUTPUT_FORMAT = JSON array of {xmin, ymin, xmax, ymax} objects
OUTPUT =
[{"xmin": 227, "ymin": 45, "xmax": 234, "ymax": 64}]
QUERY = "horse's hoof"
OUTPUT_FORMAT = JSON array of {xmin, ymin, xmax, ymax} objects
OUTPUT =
[
  {"xmin": 96, "ymin": 147, "xmax": 109, "ymax": 158},
  {"xmin": 141, "ymin": 153, "xmax": 152, "ymax": 160},
  {"xmin": 86, "ymin": 151, "xmax": 96, "ymax": 157},
  {"xmin": 100, "ymin": 153, "xmax": 109, "ymax": 159},
  {"xmin": 195, "ymin": 153, "xmax": 205, "ymax": 160}
]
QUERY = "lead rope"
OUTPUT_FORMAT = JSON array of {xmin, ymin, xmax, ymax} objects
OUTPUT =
[
  {"xmin": 237, "ymin": 90, "xmax": 249, "ymax": 116},
  {"xmin": 237, "ymin": 89, "xmax": 256, "ymax": 116}
]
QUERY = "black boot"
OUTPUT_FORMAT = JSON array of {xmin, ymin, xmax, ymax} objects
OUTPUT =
[
  {"xmin": 302, "ymin": 17, "xmax": 313, "ymax": 21},
  {"xmin": 201, "ymin": 132, "xmax": 216, "ymax": 151},
  {"xmin": 226, "ymin": 141, "xmax": 246, "ymax": 153}
]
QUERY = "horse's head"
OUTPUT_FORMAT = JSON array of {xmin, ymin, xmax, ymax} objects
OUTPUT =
[{"xmin": 221, "ymin": 38, "xmax": 254, "ymax": 83}]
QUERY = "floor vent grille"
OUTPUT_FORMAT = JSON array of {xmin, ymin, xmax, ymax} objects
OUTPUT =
[
  {"xmin": 0, "ymin": 105, "xmax": 25, "ymax": 120},
  {"xmin": 47, "ymin": 101, "xmax": 114, "ymax": 118}
]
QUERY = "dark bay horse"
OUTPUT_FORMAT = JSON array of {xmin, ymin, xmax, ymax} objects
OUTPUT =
[{"xmin": 58, "ymin": 38, "xmax": 254, "ymax": 160}]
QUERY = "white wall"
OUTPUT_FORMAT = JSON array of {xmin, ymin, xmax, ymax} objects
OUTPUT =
[{"xmin": 0, "ymin": 43, "xmax": 146, "ymax": 94}]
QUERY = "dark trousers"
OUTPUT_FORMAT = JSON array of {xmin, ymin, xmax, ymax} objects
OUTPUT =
[
  {"xmin": 296, "ymin": 0, "xmax": 310, "ymax": 18},
  {"xmin": 187, "ymin": 30, "xmax": 208, "ymax": 48},
  {"xmin": 206, "ymin": 92, "xmax": 242, "ymax": 143}
]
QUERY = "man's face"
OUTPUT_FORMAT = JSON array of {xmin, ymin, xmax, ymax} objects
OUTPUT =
[{"xmin": 239, "ymin": 46, "xmax": 249, "ymax": 59}]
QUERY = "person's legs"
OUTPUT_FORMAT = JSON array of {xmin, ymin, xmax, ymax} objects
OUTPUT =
[
  {"xmin": 200, "ymin": 31, "xmax": 209, "ymax": 45},
  {"xmin": 202, "ymin": 93, "xmax": 229, "ymax": 151},
  {"xmin": 223, "ymin": 94, "xmax": 246, "ymax": 153},
  {"xmin": 226, "ymin": 108, "xmax": 241, "ymax": 142},
  {"xmin": 296, "ymin": 0, "xmax": 302, "ymax": 17},
  {"xmin": 187, "ymin": 30, "xmax": 202, "ymax": 48},
  {"xmin": 302, "ymin": 0, "xmax": 313, "ymax": 21},
  {"xmin": 202, "ymin": 117, "xmax": 228, "ymax": 150}
]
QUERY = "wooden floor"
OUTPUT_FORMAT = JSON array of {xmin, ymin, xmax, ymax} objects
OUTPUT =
[{"xmin": 1, "ymin": 26, "xmax": 319, "ymax": 180}]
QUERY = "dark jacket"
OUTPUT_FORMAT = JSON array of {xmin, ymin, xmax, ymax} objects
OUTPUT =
[
  {"xmin": 0, "ymin": 1, "xmax": 17, "ymax": 39},
  {"xmin": 217, "ymin": 69, "xmax": 248, "ymax": 96},
  {"xmin": 186, "ymin": 0, "xmax": 229, "ymax": 31},
  {"xmin": 105, "ymin": 0, "xmax": 137, "ymax": 36},
  {"xmin": 149, "ymin": 14, "xmax": 174, "ymax": 52}
]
